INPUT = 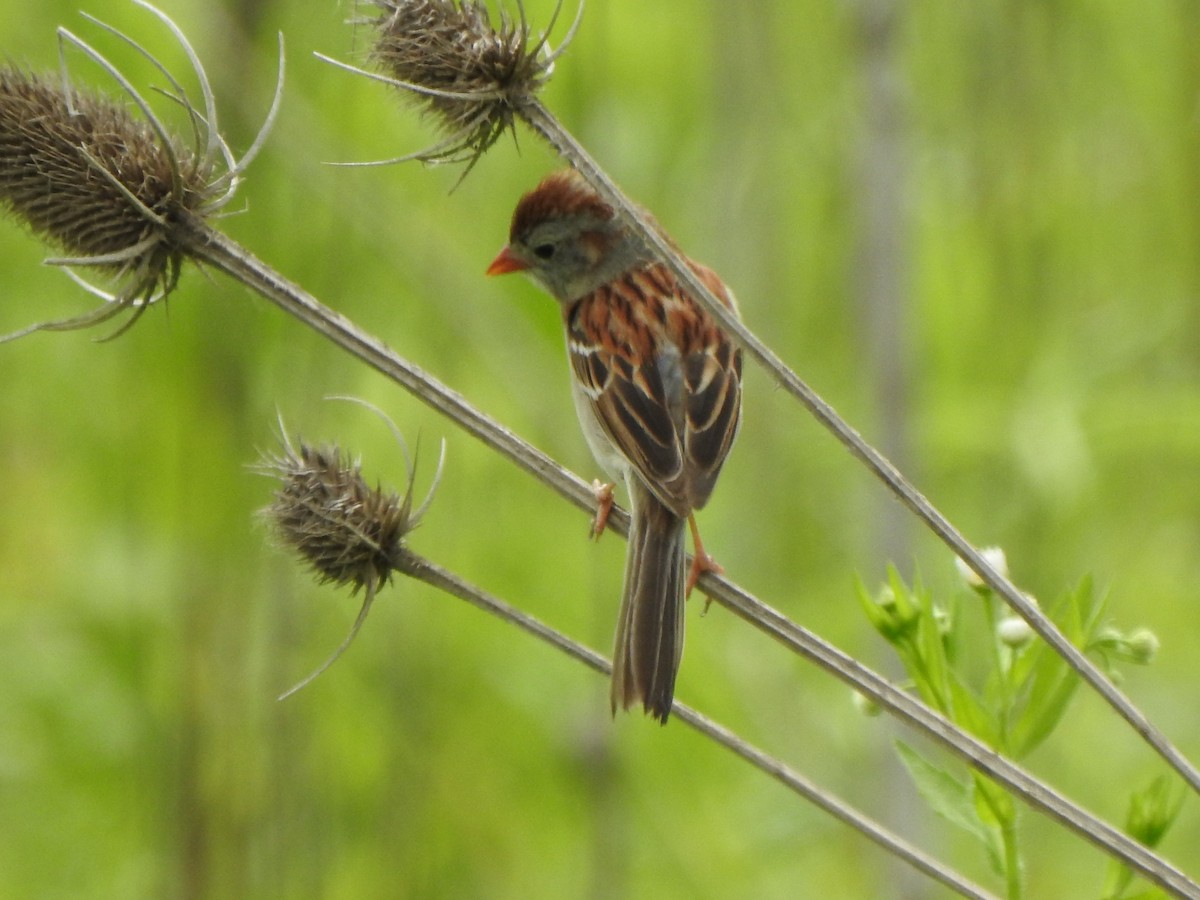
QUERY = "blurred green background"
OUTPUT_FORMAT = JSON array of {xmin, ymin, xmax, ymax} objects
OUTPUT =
[{"xmin": 2, "ymin": 1, "xmax": 1198, "ymax": 897}]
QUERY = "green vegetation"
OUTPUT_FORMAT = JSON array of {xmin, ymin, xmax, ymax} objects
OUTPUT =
[{"xmin": 1, "ymin": 1, "xmax": 1197, "ymax": 896}]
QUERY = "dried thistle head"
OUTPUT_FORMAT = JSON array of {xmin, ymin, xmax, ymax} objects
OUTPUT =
[
  {"xmin": 258, "ymin": 413, "xmax": 444, "ymax": 698},
  {"xmin": 261, "ymin": 439, "xmax": 419, "ymax": 595},
  {"xmin": 0, "ymin": 69, "xmax": 202, "ymax": 312},
  {"xmin": 0, "ymin": 2, "xmax": 282, "ymax": 340},
  {"xmin": 345, "ymin": 0, "xmax": 581, "ymax": 174}
]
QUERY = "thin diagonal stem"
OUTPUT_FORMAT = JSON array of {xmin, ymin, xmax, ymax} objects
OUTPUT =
[
  {"xmin": 514, "ymin": 95, "xmax": 1200, "ymax": 800},
  {"xmin": 177, "ymin": 213, "xmax": 596, "ymax": 518}
]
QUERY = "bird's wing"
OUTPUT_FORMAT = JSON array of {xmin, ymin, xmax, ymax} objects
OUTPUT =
[{"xmin": 566, "ymin": 263, "xmax": 741, "ymax": 514}]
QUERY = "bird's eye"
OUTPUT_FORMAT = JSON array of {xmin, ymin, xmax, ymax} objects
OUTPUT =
[{"xmin": 532, "ymin": 243, "xmax": 556, "ymax": 260}]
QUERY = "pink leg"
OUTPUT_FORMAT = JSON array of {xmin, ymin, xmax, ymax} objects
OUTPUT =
[
  {"xmin": 685, "ymin": 514, "xmax": 724, "ymax": 599},
  {"xmin": 589, "ymin": 480, "xmax": 615, "ymax": 540}
]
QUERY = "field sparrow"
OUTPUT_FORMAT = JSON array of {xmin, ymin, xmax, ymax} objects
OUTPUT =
[{"xmin": 487, "ymin": 170, "xmax": 742, "ymax": 722}]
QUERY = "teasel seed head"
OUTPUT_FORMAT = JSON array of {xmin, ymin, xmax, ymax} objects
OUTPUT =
[
  {"xmin": 0, "ymin": 2, "xmax": 283, "ymax": 340},
  {"xmin": 258, "ymin": 411, "xmax": 444, "ymax": 698},
  {"xmin": 0, "ymin": 68, "xmax": 200, "ymax": 308},
  {"xmin": 263, "ymin": 440, "xmax": 416, "ymax": 594},
  {"xmin": 336, "ymin": 0, "xmax": 581, "ymax": 176}
]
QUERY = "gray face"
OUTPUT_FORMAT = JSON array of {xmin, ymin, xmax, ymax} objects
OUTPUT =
[{"xmin": 512, "ymin": 215, "xmax": 645, "ymax": 302}]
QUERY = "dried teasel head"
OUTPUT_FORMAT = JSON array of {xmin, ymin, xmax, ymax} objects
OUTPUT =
[
  {"xmin": 0, "ymin": 2, "xmax": 283, "ymax": 341},
  {"xmin": 257, "ymin": 408, "xmax": 445, "ymax": 698},
  {"xmin": 326, "ymin": 0, "xmax": 582, "ymax": 177},
  {"xmin": 0, "ymin": 69, "xmax": 197, "ymax": 310}
]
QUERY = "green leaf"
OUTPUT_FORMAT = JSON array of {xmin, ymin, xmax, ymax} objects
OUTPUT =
[
  {"xmin": 945, "ymin": 672, "xmax": 1000, "ymax": 747},
  {"xmin": 972, "ymin": 774, "xmax": 1015, "ymax": 829},
  {"xmin": 857, "ymin": 575, "xmax": 918, "ymax": 645},
  {"xmin": 1125, "ymin": 775, "xmax": 1184, "ymax": 848},
  {"xmin": 971, "ymin": 774, "xmax": 1015, "ymax": 876},
  {"xmin": 895, "ymin": 741, "xmax": 990, "ymax": 845}
]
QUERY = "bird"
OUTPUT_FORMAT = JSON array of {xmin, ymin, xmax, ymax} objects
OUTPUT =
[{"xmin": 486, "ymin": 169, "xmax": 742, "ymax": 723}]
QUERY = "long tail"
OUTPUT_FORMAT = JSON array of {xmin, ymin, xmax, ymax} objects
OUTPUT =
[{"xmin": 610, "ymin": 480, "xmax": 687, "ymax": 723}]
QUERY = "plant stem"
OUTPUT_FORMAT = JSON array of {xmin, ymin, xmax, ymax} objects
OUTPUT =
[{"xmin": 1001, "ymin": 814, "xmax": 1022, "ymax": 900}]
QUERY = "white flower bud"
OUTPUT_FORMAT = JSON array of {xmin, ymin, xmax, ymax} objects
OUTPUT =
[
  {"xmin": 1126, "ymin": 628, "xmax": 1160, "ymax": 665},
  {"xmin": 955, "ymin": 546, "xmax": 1009, "ymax": 591},
  {"xmin": 875, "ymin": 585, "xmax": 897, "ymax": 610},
  {"xmin": 997, "ymin": 615, "xmax": 1034, "ymax": 647}
]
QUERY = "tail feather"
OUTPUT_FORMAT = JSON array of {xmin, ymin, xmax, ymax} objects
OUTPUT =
[{"xmin": 610, "ymin": 480, "xmax": 687, "ymax": 723}]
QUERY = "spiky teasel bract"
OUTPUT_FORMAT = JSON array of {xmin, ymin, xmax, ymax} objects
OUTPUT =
[
  {"xmin": 0, "ymin": 1, "xmax": 282, "ymax": 340},
  {"xmin": 258, "ymin": 410, "xmax": 444, "ymax": 698},
  {"xmin": 337, "ymin": 0, "xmax": 581, "ymax": 176}
]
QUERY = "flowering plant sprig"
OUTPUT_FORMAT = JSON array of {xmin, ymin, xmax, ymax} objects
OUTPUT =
[{"xmin": 859, "ymin": 552, "xmax": 1178, "ymax": 899}]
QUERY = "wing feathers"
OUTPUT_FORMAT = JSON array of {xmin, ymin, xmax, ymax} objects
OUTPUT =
[{"xmin": 566, "ymin": 262, "xmax": 742, "ymax": 514}]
